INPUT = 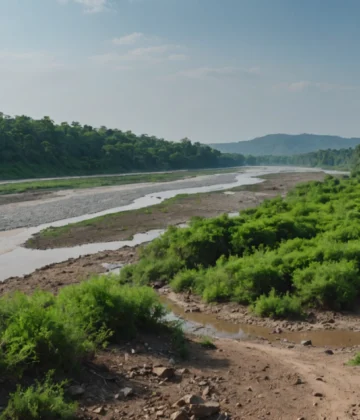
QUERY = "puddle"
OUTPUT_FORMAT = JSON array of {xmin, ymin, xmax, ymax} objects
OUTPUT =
[{"xmin": 160, "ymin": 296, "xmax": 360, "ymax": 347}]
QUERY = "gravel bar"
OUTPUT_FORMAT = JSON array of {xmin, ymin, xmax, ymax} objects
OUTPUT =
[{"xmin": 0, "ymin": 173, "xmax": 241, "ymax": 231}]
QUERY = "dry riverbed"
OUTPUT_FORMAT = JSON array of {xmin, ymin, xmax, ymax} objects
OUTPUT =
[{"xmin": 26, "ymin": 172, "xmax": 326, "ymax": 249}]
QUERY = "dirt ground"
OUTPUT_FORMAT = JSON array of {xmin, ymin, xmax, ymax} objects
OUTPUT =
[
  {"xmin": 48, "ymin": 334, "xmax": 360, "ymax": 419},
  {"xmin": 27, "ymin": 172, "xmax": 326, "ymax": 249}
]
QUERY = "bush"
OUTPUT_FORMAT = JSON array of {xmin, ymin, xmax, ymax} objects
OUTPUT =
[
  {"xmin": 0, "ymin": 291, "xmax": 90, "ymax": 375},
  {"xmin": 0, "ymin": 277, "xmax": 166, "ymax": 376},
  {"xmin": 56, "ymin": 277, "xmax": 166, "ymax": 342},
  {"xmin": 293, "ymin": 260, "xmax": 360, "ymax": 310},
  {"xmin": 1, "ymin": 373, "xmax": 76, "ymax": 420},
  {"xmin": 252, "ymin": 290, "xmax": 303, "ymax": 319}
]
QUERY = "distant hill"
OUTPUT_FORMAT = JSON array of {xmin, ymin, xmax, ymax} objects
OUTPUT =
[{"xmin": 210, "ymin": 134, "xmax": 360, "ymax": 156}]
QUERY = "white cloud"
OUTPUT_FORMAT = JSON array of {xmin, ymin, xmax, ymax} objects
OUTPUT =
[
  {"xmin": 279, "ymin": 80, "xmax": 358, "ymax": 93},
  {"xmin": 0, "ymin": 51, "xmax": 62, "ymax": 71},
  {"xmin": 91, "ymin": 44, "xmax": 185, "ymax": 66},
  {"xmin": 168, "ymin": 54, "xmax": 189, "ymax": 61},
  {"xmin": 112, "ymin": 33, "xmax": 144, "ymax": 46},
  {"xmin": 57, "ymin": 0, "xmax": 108, "ymax": 13},
  {"xmin": 175, "ymin": 66, "xmax": 260, "ymax": 79}
]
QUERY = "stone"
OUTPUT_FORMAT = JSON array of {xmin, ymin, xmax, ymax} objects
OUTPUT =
[
  {"xmin": 68, "ymin": 385, "xmax": 85, "ymax": 397},
  {"xmin": 156, "ymin": 410, "xmax": 165, "ymax": 417},
  {"xmin": 301, "ymin": 340, "xmax": 312, "ymax": 346},
  {"xmin": 189, "ymin": 401, "xmax": 220, "ymax": 418},
  {"xmin": 171, "ymin": 410, "xmax": 189, "ymax": 420},
  {"xmin": 174, "ymin": 395, "xmax": 204, "ymax": 407},
  {"xmin": 313, "ymin": 392, "xmax": 323, "ymax": 397},
  {"xmin": 120, "ymin": 387, "xmax": 133, "ymax": 398},
  {"xmin": 297, "ymin": 417, "xmax": 305, "ymax": 420},
  {"xmin": 202, "ymin": 386, "xmax": 211, "ymax": 397},
  {"xmin": 153, "ymin": 367, "xmax": 175, "ymax": 379},
  {"xmin": 324, "ymin": 349, "xmax": 334, "ymax": 355},
  {"xmin": 294, "ymin": 378, "xmax": 303, "ymax": 385},
  {"xmin": 178, "ymin": 368, "xmax": 190, "ymax": 375},
  {"xmin": 93, "ymin": 406, "xmax": 106, "ymax": 414}
]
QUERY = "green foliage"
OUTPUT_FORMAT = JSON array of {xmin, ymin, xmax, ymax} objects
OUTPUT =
[
  {"xmin": 348, "ymin": 353, "xmax": 360, "ymax": 366},
  {"xmin": 200, "ymin": 337, "xmax": 217, "ymax": 349},
  {"xmin": 0, "ymin": 277, "xmax": 165, "ymax": 376},
  {"xmin": 1, "ymin": 373, "xmax": 76, "ymax": 420},
  {"xmin": 56, "ymin": 277, "xmax": 165, "ymax": 342},
  {"xmin": 122, "ymin": 174, "xmax": 360, "ymax": 316},
  {"xmin": 252, "ymin": 290, "xmax": 303, "ymax": 318},
  {"xmin": 0, "ymin": 113, "xmax": 245, "ymax": 179},
  {"xmin": 0, "ymin": 291, "xmax": 90, "ymax": 375}
]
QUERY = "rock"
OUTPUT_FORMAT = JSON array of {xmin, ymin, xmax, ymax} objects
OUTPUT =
[
  {"xmin": 324, "ymin": 349, "xmax": 334, "ymax": 355},
  {"xmin": 178, "ymin": 368, "xmax": 190, "ymax": 375},
  {"xmin": 68, "ymin": 385, "xmax": 85, "ymax": 397},
  {"xmin": 156, "ymin": 410, "xmax": 165, "ymax": 417},
  {"xmin": 92, "ymin": 406, "xmax": 106, "ymax": 414},
  {"xmin": 171, "ymin": 411, "xmax": 189, "ymax": 420},
  {"xmin": 120, "ymin": 387, "xmax": 133, "ymax": 398},
  {"xmin": 153, "ymin": 367, "xmax": 175, "ymax": 379},
  {"xmin": 301, "ymin": 340, "xmax": 312, "ymax": 346},
  {"xmin": 294, "ymin": 378, "xmax": 303, "ymax": 385},
  {"xmin": 189, "ymin": 401, "xmax": 220, "ymax": 418},
  {"xmin": 313, "ymin": 392, "xmax": 323, "ymax": 397},
  {"xmin": 174, "ymin": 395, "xmax": 204, "ymax": 407},
  {"xmin": 169, "ymin": 358, "xmax": 176, "ymax": 366},
  {"xmin": 202, "ymin": 386, "xmax": 211, "ymax": 397},
  {"xmin": 297, "ymin": 417, "xmax": 305, "ymax": 420}
]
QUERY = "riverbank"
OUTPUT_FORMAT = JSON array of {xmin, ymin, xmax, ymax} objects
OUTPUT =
[
  {"xmin": 1, "ymin": 254, "xmax": 360, "ymax": 419},
  {"xmin": 26, "ymin": 172, "xmax": 326, "ymax": 249}
]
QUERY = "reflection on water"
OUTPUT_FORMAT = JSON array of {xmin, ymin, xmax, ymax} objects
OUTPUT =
[{"xmin": 161, "ymin": 296, "xmax": 360, "ymax": 348}]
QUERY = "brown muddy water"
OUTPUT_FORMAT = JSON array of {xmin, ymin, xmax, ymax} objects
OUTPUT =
[{"xmin": 160, "ymin": 296, "xmax": 360, "ymax": 348}]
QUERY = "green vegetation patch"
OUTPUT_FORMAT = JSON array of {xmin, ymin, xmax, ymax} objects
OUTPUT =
[
  {"xmin": 0, "ymin": 275, "xmax": 184, "ymax": 418},
  {"xmin": 121, "ymin": 174, "xmax": 360, "ymax": 318}
]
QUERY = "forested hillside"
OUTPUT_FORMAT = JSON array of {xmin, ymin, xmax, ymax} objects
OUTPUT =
[
  {"xmin": 211, "ymin": 134, "xmax": 360, "ymax": 156},
  {"xmin": 248, "ymin": 148, "xmax": 354, "ymax": 169},
  {"xmin": 0, "ymin": 113, "xmax": 245, "ymax": 179}
]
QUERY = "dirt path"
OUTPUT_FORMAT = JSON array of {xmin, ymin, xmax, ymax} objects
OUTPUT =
[
  {"xmin": 64, "ymin": 335, "xmax": 360, "ymax": 420},
  {"xmin": 27, "ymin": 172, "xmax": 326, "ymax": 249}
]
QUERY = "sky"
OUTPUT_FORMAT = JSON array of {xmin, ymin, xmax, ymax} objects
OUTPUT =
[{"xmin": 1, "ymin": 0, "xmax": 360, "ymax": 143}]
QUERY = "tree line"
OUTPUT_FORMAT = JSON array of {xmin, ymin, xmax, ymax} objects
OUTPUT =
[
  {"xmin": 0, "ymin": 112, "xmax": 358, "ymax": 179},
  {"xmin": 0, "ymin": 113, "xmax": 245, "ymax": 179}
]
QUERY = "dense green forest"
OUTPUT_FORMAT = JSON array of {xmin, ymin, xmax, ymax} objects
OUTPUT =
[
  {"xmin": 248, "ymin": 147, "xmax": 354, "ymax": 169},
  {"xmin": 121, "ymin": 172, "xmax": 360, "ymax": 317},
  {"xmin": 0, "ymin": 113, "xmax": 357, "ymax": 180},
  {"xmin": 211, "ymin": 133, "xmax": 360, "ymax": 156},
  {"xmin": 0, "ymin": 113, "xmax": 245, "ymax": 179}
]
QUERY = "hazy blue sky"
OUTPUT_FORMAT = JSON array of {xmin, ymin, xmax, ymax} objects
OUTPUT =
[{"xmin": 1, "ymin": 0, "xmax": 360, "ymax": 143}]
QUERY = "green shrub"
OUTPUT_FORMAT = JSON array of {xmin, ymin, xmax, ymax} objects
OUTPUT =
[
  {"xmin": 200, "ymin": 336, "xmax": 216, "ymax": 349},
  {"xmin": 348, "ymin": 353, "xmax": 360, "ymax": 366},
  {"xmin": 56, "ymin": 277, "xmax": 165, "ymax": 342},
  {"xmin": 0, "ymin": 291, "xmax": 90, "ymax": 375},
  {"xmin": 252, "ymin": 290, "xmax": 303, "ymax": 318},
  {"xmin": 1, "ymin": 372, "xmax": 76, "ymax": 420},
  {"xmin": 293, "ymin": 260, "xmax": 360, "ymax": 310}
]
